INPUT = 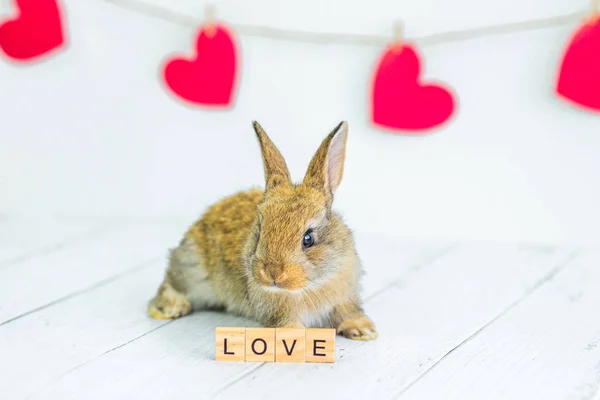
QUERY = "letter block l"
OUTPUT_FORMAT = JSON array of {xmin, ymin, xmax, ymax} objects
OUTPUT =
[{"xmin": 215, "ymin": 327, "xmax": 246, "ymax": 362}]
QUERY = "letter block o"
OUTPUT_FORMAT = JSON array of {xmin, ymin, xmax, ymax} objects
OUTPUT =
[{"xmin": 245, "ymin": 328, "xmax": 275, "ymax": 362}]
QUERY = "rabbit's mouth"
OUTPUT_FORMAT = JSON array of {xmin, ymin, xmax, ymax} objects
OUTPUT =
[
  {"xmin": 256, "ymin": 274, "xmax": 306, "ymax": 293},
  {"xmin": 252, "ymin": 269, "xmax": 309, "ymax": 294},
  {"xmin": 253, "ymin": 260, "xmax": 308, "ymax": 291},
  {"xmin": 261, "ymin": 284, "xmax": 302, "ymax": 294}
]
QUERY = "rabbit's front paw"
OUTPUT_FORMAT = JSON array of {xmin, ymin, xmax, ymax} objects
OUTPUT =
[
  {"xmin": 336, "ymin": 315, "xmax": 378, "ymax": 341},
  {"xmin": 148, "ymin": 284, "xmax": 192, "ymax": 320}
]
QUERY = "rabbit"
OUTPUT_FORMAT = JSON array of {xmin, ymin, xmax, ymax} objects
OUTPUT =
[{"xmin": 148, "ymin": 121, "xmax": 377, "ymax": 340}]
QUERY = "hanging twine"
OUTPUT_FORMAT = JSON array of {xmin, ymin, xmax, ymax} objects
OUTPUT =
[
  {"xmin": 104, "ymin": 0, "xmax": 587, "ymax": 48},
  {"xmin": 394, "ymin": 21, "xmax": 403, "ymax": 43},
  {"xmin": 391, "ymin": 21, "xmax": 403, "ymax": 53},
  {"xmin": 204, "ymin": 4, "xmax": 217, "ymax": 37},
  {"xmin": 592, "ymin": 0, "xmax": 600, "ymax": 19}
]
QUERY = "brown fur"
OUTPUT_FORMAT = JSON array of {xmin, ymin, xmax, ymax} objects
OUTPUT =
[{"xmin": 148, "ymin": 121, "xmax": 377, "ymax": 340}]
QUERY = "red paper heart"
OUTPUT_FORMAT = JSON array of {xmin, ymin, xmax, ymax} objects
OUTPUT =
[
  {"xmin": 556, "ymin": 18, "xmax": 600, "ymax": 112},
  {"xmin": 163, "ymin": 24, "xmax": 238, "ymax": 107},
  {"xmin": 371, "ymin": 43, "xmax": 456, "ymax": 132},
  {"xmin": 0, "ymin": 0, "xmax": 66, "ymax": 62}
]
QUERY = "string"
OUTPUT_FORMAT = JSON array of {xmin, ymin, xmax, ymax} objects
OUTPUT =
[
  {"xmin": 103, "ymin": 0, "xmax": 586, "ymax": 48},
  {"xmin": 391, "ymin": 21, "xmax": 403, "ymax": 53},
  {"xmin": 204, "ymin": 4, "xmax": 217, "ymax": 37},
  {"xmin": 593, "ymin": 0, "xmax": 600, "ymax": 18},
  {"xmin": 205, "ymin": 4, "xmax": 216, "ymax": 23},
  {"xmin": 394, "ymin": 21, "xmax": 403, "ymax": 44}
]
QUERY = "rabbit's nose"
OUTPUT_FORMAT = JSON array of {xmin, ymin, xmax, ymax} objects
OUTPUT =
[
  {"xmin": 257, "ymin": 265, "xmax": 280, "ymax": 284},
  {"xmin": 261, "ymin": 266, "xmax": 287, "ymax": 287},
  {"xmin": 272, "ymin": 272, "xmax": 288, "ymax": 287},
  {"xmin": 257, "ymin": 267, "xmax": 271, "ymax": 282}
]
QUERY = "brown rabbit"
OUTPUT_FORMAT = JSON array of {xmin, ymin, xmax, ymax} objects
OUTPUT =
[{"xmin": 148, "ymin": 121, "xmax": 377, "ymax": 340}]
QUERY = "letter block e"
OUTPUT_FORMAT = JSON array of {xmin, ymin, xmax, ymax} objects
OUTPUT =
[{"xmin": 306, "ymin": 328, "xmax": 335, "ymax": 363}]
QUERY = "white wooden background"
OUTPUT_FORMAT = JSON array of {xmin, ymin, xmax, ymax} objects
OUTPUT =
[{"xmin": 1, "ymin": 220, "xmax": 599, "ymax": 399}]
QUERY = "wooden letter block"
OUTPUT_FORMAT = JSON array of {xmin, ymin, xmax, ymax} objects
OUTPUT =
[
  {"xmin": 215, "ymin": 327, "xmax": 245, "ymax": 362},
  {"xmin": 275, "ymin": 328, "xmax": 305, "ymax": 363},
  {"xmin": 305, "ymin": 328, "xmax": 335, "ymax": 363},
  {"xmin": 245, "ymin": 328, "xmax": 275, "ymax": 362}
]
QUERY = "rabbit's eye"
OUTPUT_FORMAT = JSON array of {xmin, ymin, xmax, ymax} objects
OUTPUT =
[{"xmin": 302, "ymin": 230, "xmax": 315, "ymax": 249}]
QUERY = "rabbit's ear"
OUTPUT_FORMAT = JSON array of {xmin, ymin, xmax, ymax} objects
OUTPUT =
[
  {"xmin": 253, "ymin": 121, "xmax": 292, "ymax": 190},
  {"xmin": 303, "ymin": 121, "xmax": 348, "ymax": 196}
]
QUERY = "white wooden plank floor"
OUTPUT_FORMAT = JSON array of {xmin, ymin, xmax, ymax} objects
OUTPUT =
[{"xmin": 0, "ymin": 219, "xmax": 598, "ymax": 400}]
